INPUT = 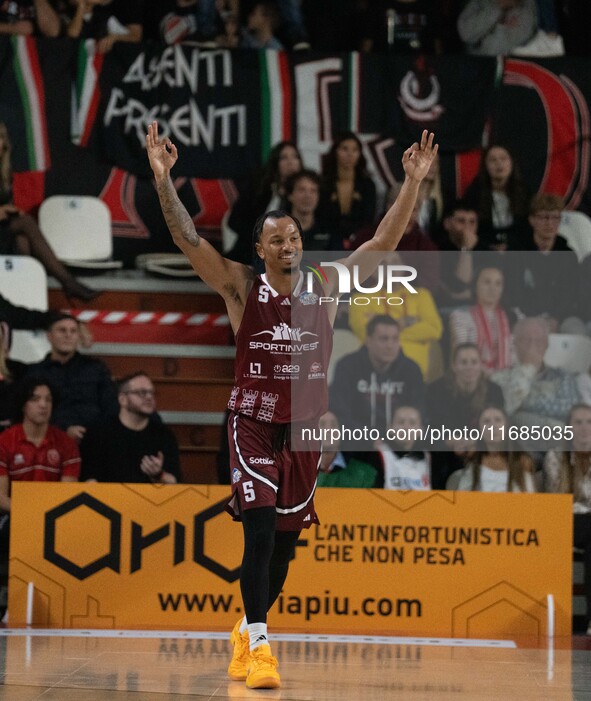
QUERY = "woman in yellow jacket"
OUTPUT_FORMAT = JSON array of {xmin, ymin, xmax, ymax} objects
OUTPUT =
[{"xmin": 348, "ymin": 281, "xmax": 444, "ymax": 380}]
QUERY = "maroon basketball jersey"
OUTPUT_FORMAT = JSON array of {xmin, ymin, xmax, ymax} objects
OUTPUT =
[{"xmin": 229, "ymin": 272, "xmax": 332, "ymax": 423}]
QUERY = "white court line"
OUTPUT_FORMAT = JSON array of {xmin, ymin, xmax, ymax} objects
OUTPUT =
[{"xmin": 0, "ymin": 629, "xmax": 516, "ymax": 648}]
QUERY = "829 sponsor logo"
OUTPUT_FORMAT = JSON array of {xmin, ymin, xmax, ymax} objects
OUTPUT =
[{"xmin": 273, "ymin": 364, "xmax": 300, "ymax": 374}]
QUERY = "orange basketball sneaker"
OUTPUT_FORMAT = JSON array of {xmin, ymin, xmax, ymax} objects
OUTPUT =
[
  {"xmin": 246, "ymin": 644, "xmax": 281, "ymax": 689},
  {"xmin": 227, "ymin": 619, "xmax": 250, "ymax": 681}
]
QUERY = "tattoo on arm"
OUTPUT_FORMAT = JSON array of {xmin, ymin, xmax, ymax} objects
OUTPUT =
[{"xmin": 156, "ymin": 177, "xmax": 200, "ymax": 247}]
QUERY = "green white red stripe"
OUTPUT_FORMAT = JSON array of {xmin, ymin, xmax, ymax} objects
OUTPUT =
[
  {"xmin": 259, "ymin": 50, "xmax": 292, "ymax": 160},
  {"xmin": 71, "ymin": 39, "xmax": 104, "ymax": 147},
  {"xmin": 11, "ymin": 36, "xmax": 49, "ymax": 170}
]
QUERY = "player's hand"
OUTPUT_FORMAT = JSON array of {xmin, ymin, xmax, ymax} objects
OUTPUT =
[
  {"xmin": 146, "ymin": 121, "xmax": 178, "ymax": 180},
  {"xmin": 402, "ymin": 130, "xmax": 438, "ymax": 183}
]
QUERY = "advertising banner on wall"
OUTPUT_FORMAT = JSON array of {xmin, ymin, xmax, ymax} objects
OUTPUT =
[{"xmin": 8, "ymin": 484, "xmax": 572, "ymax": 638}]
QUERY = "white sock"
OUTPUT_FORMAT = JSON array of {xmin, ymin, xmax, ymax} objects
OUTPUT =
[
  {"xmin": 247, "ymin": 622, "xmax": 268, "ymax": 651},
  {"xmin": 239, "ymin": 616, "xmax": 248, "ymax": 635}
]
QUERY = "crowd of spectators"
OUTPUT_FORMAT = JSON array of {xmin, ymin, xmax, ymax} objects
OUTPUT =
[
  {"xmin": 1, "ymin": 0, "xmax": 591, "ymax": 632},
  {"xmin": 0, "ymin": 2, "xmax": 590, "ymax": 56}
]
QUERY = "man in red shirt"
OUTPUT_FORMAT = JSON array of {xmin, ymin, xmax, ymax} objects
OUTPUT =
[
  {"xmin": 0, "ymin": 377, "xmax": 80, "ymax": 512},
  {"xmin": 0, "ymin": 377, "xmax": 80, "ymax": 622},
  {"xmin": 146, "ymin": 120, "xmax": 437, "ymax": 688}
]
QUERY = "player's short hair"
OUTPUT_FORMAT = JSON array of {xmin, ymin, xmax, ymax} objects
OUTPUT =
[{"xmin": 252, "ymin": 210, "xmax": 304, "ymax": 248}]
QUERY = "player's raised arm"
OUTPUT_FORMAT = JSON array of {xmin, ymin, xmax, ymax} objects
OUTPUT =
[
  {"xmin": 145, "ymin": 121, "xmax": 252, "ymax": 301},
  {"xmin": 368, "ymin": 130, "xmax": 438, "ymax": 251}
]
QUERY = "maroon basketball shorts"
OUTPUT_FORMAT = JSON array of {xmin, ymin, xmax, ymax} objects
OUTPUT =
[{"xmin": 225, "ymin": 411, "xmax": 321, "ymax": 531}]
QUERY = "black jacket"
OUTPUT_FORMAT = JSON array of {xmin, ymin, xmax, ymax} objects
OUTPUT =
[
  {"xmin": 329, "ymin": 346, "xmax": 424, "ymax": 443},
  {"xmin": 26, "ymin": 352, "xmax": 118, "ymax": 430}
]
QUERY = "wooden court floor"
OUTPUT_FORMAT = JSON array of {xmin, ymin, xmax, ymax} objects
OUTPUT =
[{"xmin": 1, "ymin": 629, "xmax": 591, "ymax": 700}]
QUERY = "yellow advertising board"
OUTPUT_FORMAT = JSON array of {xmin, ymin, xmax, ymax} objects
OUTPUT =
[{"xmin": 8, "ymin": 484, "xmax": 573, "ymax": 638}]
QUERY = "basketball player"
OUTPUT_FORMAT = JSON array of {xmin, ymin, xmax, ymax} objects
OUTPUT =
[{"xmin": 146, "ymin": 121, "xmax": 437, "ymax": 688}]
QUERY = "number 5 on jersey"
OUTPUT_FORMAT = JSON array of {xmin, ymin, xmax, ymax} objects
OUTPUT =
[{"xmin": 242, "ymin": 480, "xmax": 256, "ymax": 502}]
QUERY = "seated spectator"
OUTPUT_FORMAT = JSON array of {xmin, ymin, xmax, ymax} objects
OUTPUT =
[
  {"xmin": 449, "ymin": 265, "xmax": 512, "ymax": 373},
  {"xmin": 506, "ymin": 193, "xmax": 579, "ymax": 331},
  {"xmin": 318, "ymin": 131, "xmax": 377, "ymax": 250},
  {"xmin": 0, "ymin": 121, "xmax": 99, "ymax": 302},
  {"xmin": 457, "ymin": 0, "xmax": 538, "ymax": 56},
  {"xmin": 63, "ymin": 0, "xmax": 143, "ymax": 52},
  {"xmin": 80, "ymin": 371, "xmax": 181, "ymax": 483},
  {"xmin": 0, "ymin": 0, "xmax": 60, "ymax": 37},
  {"xmin": 348, "ymin": 252, "xmax": 443, "ymax": 380},
  {"xmin": 435, "ymin": 201, "xmax": 481, "ymax": 309},
  {"xmin": 26, "ymin": 313, "xmax": 118, "ymax": 442},
  {"xmin": 0, "ymin": 377, "xmax": 80, "ymax": 623},
  {"xmin": 0, "ymin": 321, "xmax": 27, "ymax": 433},
  {"xmin": 329, "ymin": 315, "xmax": 424, "ymax": 446},
  {"xmin": 446, "ymin": 405, "xmax": 536, "ymax": 492},
  {"xmin": 225, "ymin": 140, "xmax": 302, "ymax": 264},
  {"xmin": 427, "ymin": 342, "xmax": 505, "ymax": 432},
  {"xmin": 427, "ymin": 342, "xmax": 505, "ymax": 488},
  {"xmin": 240, "ymin": 1, "xmax": 284, "ymax": 49},
  {"xmin": 378, "ymin": 405, "xmax": 431, "ymax": 490},
  {"xmin": 542, "ymin": 403, "xmax": 591, "ymax": 635},
  {"xmin": 316, "ymin": 410, "xmax": 379, "ymax": 488},
  {"xmin": 0, "ymin": 378, "xmax": 80, "ymax": 512},
  {"xmin": 360, "ymin": 0, "xmax": 437, "ymax": 54},
  {"xmin": 463, "ymin": 143, "xmax": 531, "ymax": 251},
  {"xmin": 283, "ymin": 169, "xmax": 332, "ymax": 250},
  {"xmin": 491, "ymin": 316, "xmax": 581, "ymax": 430}
]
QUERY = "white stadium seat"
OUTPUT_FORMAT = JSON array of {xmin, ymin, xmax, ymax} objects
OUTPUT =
[
  {"xmin": 39, "ymin": 195, "xmax": 122, "ymax": 271},
  {"xmin": 0, "ymin": 255, "xmax": 50, "ymax": 362},
  {"xmin": 544, "ymin": 333, "xmax": 591, "ymax": 374},
  {"xmin": 559, "ymin": 210, "xmax": 591, "ymax": 262}
]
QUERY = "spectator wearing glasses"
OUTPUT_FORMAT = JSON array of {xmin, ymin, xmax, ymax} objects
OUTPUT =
[{"xmin": 80, "ymin": 371, "xmax": 181, "ymax": 483}]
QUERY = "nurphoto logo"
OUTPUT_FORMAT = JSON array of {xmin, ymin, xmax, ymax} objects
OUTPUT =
[{"xmin": 304, "ymin": 261, "xmax": 419, "ymax": 305}]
